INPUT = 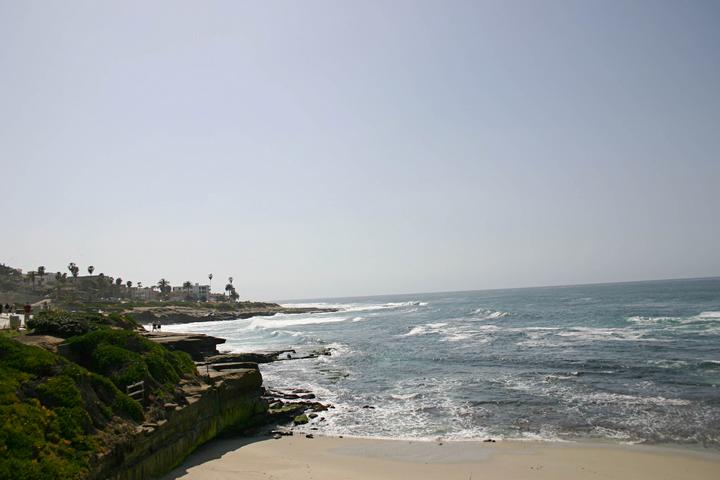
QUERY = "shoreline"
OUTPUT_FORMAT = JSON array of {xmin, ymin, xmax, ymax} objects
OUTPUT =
[
  {"xmin": 161, "ymin": 435, "xmax": 720, "ymax": 480},
  {"xmin": 272, "ymin": 431, "xmax": 720, "ymax": 455},
  {"xmin": 152, "ymin": 321, "xmax": 720, "ymax": 458},
  {"xmin": 149, "ymin": 305, "xmax": 720, "ymax": 478}
]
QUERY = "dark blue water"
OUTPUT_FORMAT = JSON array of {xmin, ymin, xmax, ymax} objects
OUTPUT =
[{"xmin": 166, "ymin": 278, "xmax": 720, "ymax": 447}]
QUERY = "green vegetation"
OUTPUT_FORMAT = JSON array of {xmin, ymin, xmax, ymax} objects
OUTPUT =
[
  {"xmin": 66, "ymin": 329, "xmax": 196, "ymax": 392},
  {"xmin": 293, "ymin": 414, "xmax": 309, "ymax": 425},
  {"xmin": 0, "ymin": 336, "xmax": 143, "ymax": 479},
  {"xmin": 26, "ymin": 310, "xmax": 140, "ymax": 338},
  {"xmin": 1, "ymin": 307, "xmax": 198, "ymax": 479}
]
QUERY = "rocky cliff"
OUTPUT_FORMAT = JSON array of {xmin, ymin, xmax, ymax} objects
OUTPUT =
[{"xmin": 93, "ymin": 367, "xmax": 266, "ymax": 480}]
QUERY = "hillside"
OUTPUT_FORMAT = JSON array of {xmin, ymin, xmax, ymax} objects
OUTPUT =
[{"xmin": 0, "ymin": 311, "xmax": 197, "ymax": 479}]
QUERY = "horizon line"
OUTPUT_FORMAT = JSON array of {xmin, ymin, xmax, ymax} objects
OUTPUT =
[{"xmin": 275, "ymin": 274, "xmax": 720, "ymax": 303}]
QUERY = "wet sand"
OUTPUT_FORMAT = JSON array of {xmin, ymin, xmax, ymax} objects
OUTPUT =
[{"xmin": 162, "ymin": 435, "xmax": 720, "ymax": 480}]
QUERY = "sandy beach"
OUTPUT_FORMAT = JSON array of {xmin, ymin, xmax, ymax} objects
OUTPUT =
[{"xmin": 161, "ymin": 436, "xmax": 720, "ymax": 480}]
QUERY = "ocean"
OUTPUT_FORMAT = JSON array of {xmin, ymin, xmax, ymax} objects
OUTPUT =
[{"xmin": 162, "ymin": 278, "xmax": 720, "ymax": 448}]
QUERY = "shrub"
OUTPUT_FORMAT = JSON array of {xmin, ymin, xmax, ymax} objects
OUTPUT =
[
  {"xmin": 87, "ymin": 373, "xmax": 142, "ymax": 421},
  {"xmin": 67, "ymin": 329, "xmax": 196, "ymax": 396},
  {"xmin": 0, "ymin": 335, "xmax": 57, "ymax": 375},
  {"xmin": 27, "ymin": 311, "xmax": 95, "ymax": 338},
  {"xmin": 92, "ymin": 343, "xmax": 148, "ymax": 389},
  {"xmin": 0, "ymin": 336, "xmax": 147, "ymax": 479},
  {"xmin": 112, "ymin": 394, "xmax": 143, "ymax": 422},
  {"xmin": 36, "ymin": 376, "xmax": 82, "ymax": 408},
  {"xmin": 26, "ymin": 310, "xmax": 140, "ymax": 338}
]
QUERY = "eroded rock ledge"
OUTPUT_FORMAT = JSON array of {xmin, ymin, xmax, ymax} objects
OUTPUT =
[{"xmin": 143, "ymin": 331, "xmax": 333, "ymax": 362}]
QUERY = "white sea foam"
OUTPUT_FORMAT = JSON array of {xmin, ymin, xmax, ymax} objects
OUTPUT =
[
  {"xmin": 472, "ymin": 308, "xmax": 509, "ymax": 320},
  {"xmin": 556, "ymin": 327, "xmax": 653, "ymax": 342},
  {"xmin": 442, "ymin": 333, "xmax": 474, "ymax": 342},
  {"xmin": 474, "ymin": 324, "xmax": 503, "ymax": 332},
  {"xmin": 245, "ymin": 315, "xmax": 349, "ymax": 329},
  {"xmin": 502, "ymin": 375, "xmax": 691, "ymax": 407},
  {"xmin": 646, "ymin": 359, "xmax": 689, "ymax": 369},
  {"xmin": 627, "ymin": 311, "xmax": 720, "ymax": 330},
  {"xmin": 581, "ymin": 392, "xmax": 691, "ymax": 407},
  {"xmin": 627, "ymin": 315, "xmax": 675, "ymax": 326},
  {"xmin": 400, "ymin": 322, "xmax": 493, "ymax": 343},
  {"xmin": 591, "ymin": 426, "xmax": 634, "ymax": 442},
  {"xmin": 283, "ymin": 301, "xmax": 428, "ymax": 313},
  {"xmin": 390, "ymin": 393, "xmax": 420, "ymax": 400},
  {"xmin": 401, "ymin": 322, "xmax": 448, "ymax": 337}
]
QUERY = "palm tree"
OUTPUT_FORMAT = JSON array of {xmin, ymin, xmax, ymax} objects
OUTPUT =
[
  {"xmin": 37, "ymin": 266, "xmax": 46, "ymax": 288},
  {"xmin": 68, "ymin": 262, "xmax": 79, "ymax": 279},
  {"xmin": 126, "ymin": 280, "xmax": 133, "ymax": 288},
  {"xmin": 28, "ymin": 271, "xmax": 36, "ymax": 290},
  {"xmin": 183, "ymin": 281, "xmax": 192, "ymax": 300},
  {"xmin": 225, "ymin": 283, "xmax": 234, "ymax": 298},
  {"xmin": 157, "ymin": 279, "xmax": 170, "ymax": 299},
  {"xmin": 208, "ymin": 273, "xmax": 213, "ymax": 295},
  {"xmin": 55, "ymin": 271, "xmax": 62, "ymax": 294},
  {"xmin": 137, "ymin": 282, "xmax": 143, "ymax": 288},
  {"xmin": 88, "ymin": 265, "xmax": 95, "ymax": 275},
  {"xmin": 228, "ymin": 276, "xmax": 233, "ymax": 285}
]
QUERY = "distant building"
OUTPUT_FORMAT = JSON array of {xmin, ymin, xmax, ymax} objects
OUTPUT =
[
  {"xmin": 171, "ymin": 283, "xmax": 211, "ymax": 301},
  {"xmin": 38, "ymin": 272, "xmax": 58, "ymax": 285},
  {"xmin": 131, "ymin": 287, "xmax": 159, "ymax": 301}
]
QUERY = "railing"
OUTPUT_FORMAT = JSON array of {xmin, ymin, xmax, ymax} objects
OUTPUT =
[{"xmin": 126, "ymin": 380, "xmax": 145, "ymax": 404}]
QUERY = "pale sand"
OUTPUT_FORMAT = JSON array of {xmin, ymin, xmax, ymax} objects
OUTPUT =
[{"xmin": 162, "ymin": 435, "xmax": 720, "ymax": 480}]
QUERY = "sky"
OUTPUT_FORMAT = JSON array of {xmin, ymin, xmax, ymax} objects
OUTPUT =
[{"xmin": 1, "ymin": 0, "xmax": 719, "ymax": 300}]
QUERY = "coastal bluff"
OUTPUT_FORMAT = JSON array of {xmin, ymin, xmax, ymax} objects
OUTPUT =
[
  {"xmin": 93, "ymin": 366, "xmax": 266, "ymax": 480},
  {"xmin": 127, "ymin": 303, "xmax": 337, "ymax": 325}
]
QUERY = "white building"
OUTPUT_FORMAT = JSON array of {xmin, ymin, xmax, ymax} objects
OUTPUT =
[{"xmin": 171, "ymin": 283, "xmax": 211, "ymax": 301}]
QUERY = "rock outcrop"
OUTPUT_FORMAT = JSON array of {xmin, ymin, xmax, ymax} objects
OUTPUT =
[
  {"xmin": 143, "ymin": 331, "xmax": 226, "ymax": 360},
  {"xmin": 128, "ymin": 304, "xmax": 338, "ymax": 326}
]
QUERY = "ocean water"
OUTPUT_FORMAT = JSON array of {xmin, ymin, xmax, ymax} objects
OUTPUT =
[{"xmin": 163, "ymin": 278, "xmax": 720, "ymax": 448}]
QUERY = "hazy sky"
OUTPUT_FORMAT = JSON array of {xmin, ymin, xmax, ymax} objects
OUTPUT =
[{"xmin": 1, "ymin": 1, "xmax": 719, "ymax": 300}]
